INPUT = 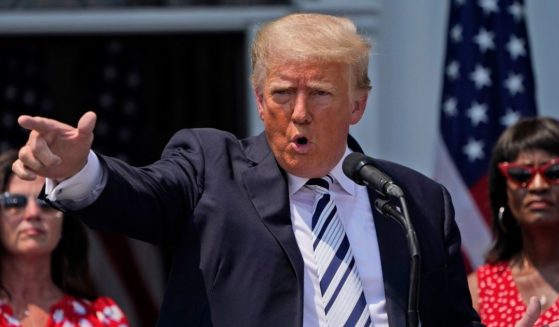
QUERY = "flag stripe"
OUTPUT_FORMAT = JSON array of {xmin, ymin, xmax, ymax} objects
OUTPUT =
[
  {"xmin": 435, "ymin": 0, "xmax": 537, "ymax": 269},
  {"xmin": 435, "ymin": 136, "xmax": 492, "ymax": 268}
]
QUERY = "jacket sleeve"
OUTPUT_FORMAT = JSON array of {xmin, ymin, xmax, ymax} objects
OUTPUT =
[{"xmin": 66, "ymin": 128, "xmax": 209, "ymax": 245}]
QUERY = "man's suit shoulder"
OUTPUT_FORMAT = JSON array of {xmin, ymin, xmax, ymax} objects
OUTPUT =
[
  {"xmin": 372, "ymin": 158, "xmax": 446, "ymax": 196},
  {"xmin": 168, "ymin": 128, "xmax": 263, "ymax": 149}
]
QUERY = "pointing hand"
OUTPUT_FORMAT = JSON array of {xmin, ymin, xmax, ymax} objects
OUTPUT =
[{"xmin": 12, "ymin": 111, "xmax": 97, "ymax": 182}]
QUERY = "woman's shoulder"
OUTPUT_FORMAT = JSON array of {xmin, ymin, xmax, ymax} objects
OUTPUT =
[
  {"xmin": 476, "ymin": 261, "xmax": 510, "ymax": 279},
  {"xmin": 52, "ymin": 295, "xmax": 129, "ymax": 326}
]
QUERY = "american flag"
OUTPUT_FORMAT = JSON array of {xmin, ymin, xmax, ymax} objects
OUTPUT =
[{"xmin": 434, "ymin": 0, "xmax": 537, "ymax": 270}]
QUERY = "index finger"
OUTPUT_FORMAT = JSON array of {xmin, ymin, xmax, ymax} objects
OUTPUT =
[{"xmin": 18, "ymin": 115, "xmax": 72, "ymax": 135}]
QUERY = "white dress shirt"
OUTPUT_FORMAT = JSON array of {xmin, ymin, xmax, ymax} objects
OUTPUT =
[
  {"xmin": 288, "ymin": 147, "xmax": 388, "ymax": 327},
  {"xmin": 45, "ymin": 148, "xmax": 388, "ymax": 326}
]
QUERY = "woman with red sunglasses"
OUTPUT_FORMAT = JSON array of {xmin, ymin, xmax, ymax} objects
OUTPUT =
[
  {"xmin": 468, "ymin": 117, "xmax": 559, "ymax": 327},
  {"xmin": 0, "ymin": 150, "xmax": 129, "ymax": 327}
]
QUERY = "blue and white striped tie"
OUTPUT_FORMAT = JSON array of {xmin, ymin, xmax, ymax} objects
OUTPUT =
[{"xmin": 306, "ymin": 175, "xmax": 371, "ymax": 327}]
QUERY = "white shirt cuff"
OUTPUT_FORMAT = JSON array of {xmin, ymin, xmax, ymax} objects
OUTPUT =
[{"xmin": 45, "ymin": 150, "xmax": 105, "ymax": 209}]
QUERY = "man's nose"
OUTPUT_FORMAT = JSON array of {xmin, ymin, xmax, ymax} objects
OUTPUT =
[{"xmin": 292, "ymin": 93, "xmax": 311, "ymax": 124}]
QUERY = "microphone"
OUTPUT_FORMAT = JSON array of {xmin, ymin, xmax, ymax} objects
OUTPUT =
[
  {"xmin": 343, "ymin": 152, "xmax": 419, "ymax": 327},
  {"xmin": 342, "ymin": 152, "xmax": 404, "ymax": 197}
]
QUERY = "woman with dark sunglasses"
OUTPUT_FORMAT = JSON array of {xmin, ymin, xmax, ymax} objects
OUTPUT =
[
  {"xmin": 0, "ymin": 150, "xmax": 129, "ymax": 326},
  {"xmin": 467, "ymin": 117, "xmax": 559, "ymax": 327}
]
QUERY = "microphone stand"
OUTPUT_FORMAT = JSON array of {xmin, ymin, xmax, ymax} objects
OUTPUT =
[{"xmin": 374, "ymin": 196, "xmax": 420, "ymax": 327}]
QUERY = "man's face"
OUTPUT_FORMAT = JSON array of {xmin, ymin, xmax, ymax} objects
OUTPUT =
[{"xmin": 255, "ymin": 61, "xmax": 367, "ymax": 178}]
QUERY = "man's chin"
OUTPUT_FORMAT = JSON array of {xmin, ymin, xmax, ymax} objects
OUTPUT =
[{"xmin": 280, "ymin": 160, "xmax": 331, "ymax": 178}]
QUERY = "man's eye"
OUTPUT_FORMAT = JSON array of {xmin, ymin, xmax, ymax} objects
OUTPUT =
[
  {"xmin": 271, "ymin": 90, "xmax": 292, "ymax": 103},
  {"xmin": 311, "ymin": 90, "xmax": 331, "ymax": 97},
  {"xmin": 272, "ymin": 89, "xmax": 291, "ymax": 95}
]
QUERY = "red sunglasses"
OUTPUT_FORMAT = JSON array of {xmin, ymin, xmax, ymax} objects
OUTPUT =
[{"xmin": 498, "ymin": 158, "xmax": 559, "ymax": 188}]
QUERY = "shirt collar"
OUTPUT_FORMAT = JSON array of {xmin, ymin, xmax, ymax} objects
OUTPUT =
[{"xmin": 287, "ymin": 147, "xmax": 358, "ymax": 196}]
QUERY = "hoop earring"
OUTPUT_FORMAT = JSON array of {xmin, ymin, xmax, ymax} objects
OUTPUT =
[{"xmin": 497, "ymin": 206, "xmax": 508, "ymax": 233}]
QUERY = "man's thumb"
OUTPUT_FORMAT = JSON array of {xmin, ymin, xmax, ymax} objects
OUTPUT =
[
  {"xmin": 77, "ymin": 111, "xmax": 97, "ymax": 134},
  {"xmin": 515, "ymin": 296, "xmax": 541, "ymax": 327}
]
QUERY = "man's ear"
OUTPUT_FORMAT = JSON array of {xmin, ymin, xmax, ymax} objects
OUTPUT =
[
  {"xmin": 350, "ymin": 91, "xmax": 368, "ymax": 125},
  {"xmin": 254, "ymin": 88, "xmax": 265, "ymax": 121}
]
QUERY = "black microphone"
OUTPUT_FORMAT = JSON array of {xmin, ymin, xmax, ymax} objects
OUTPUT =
[
  {"xmin": 342, "ymin": 152, "xmax": 404, "ymax": 197},
  {"xmin": 344, "ymin": 152, "xmax": 419, "ymax": 327}
]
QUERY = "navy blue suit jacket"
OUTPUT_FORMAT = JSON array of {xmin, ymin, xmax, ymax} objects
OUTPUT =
[{"xmin": 72, "ymin": 129, "xmax": 482, "ymax": 326}]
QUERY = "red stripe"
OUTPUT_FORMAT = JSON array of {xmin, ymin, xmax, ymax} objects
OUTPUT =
[{"xmin": 469, "ymin": 175, "xmax": 492, "ymax": 227}]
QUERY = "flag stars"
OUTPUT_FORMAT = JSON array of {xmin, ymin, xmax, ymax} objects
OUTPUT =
[
  {"xmin": 446, "ymin": 61, "xmax": 460, "ymax": 80},
  {"xmin": 466, "ymin": 102, "xmax": 488, "ymax": 126},
  {"xmin": 470, "ymin": 65, "xmax": 492, "ymax": 89},
  {"xmin": 451, "ymin": 24, "xmax": 462, "ymax": 43},
  {"xmin": 107, "ymin": 41, "xmax": 122, "ymax": 55},
  {"xmin": 123, "ymin": 100, "xmax": 137, "ymax": 115},
  {"xmin": 127, "ymin": 72, "xmax": 141, "ymax": 88},
  {"xmin": 504, "ymin": 73, "xmax": 524, "ymax": 95},
  {"xmin": 508, "ymin": 2, "xmax": 524, "ymax": 22},
  {"xmin": 474, "ymin": 28, "xmax": 495, "ymax": 52},
  {"xmin": 99, "ymin": 93, "xmax": 114, "ymax": 108},
  {"xmin": 463, "ymin": 138, "xmax": 485, "ymax": 162},
  {"xmin": 4, "ymin": 85, "xmax": 17, "ymax": 101},
  {"xmin": 24, "ymin": 63, "xmax": 36, "ymax": 77},
  {"xmin": 479, "ymin": 0, "xmax": 499, "ymax": 15},
  {"xmin": 41, "ymin": 98, "xmax": 53, "ymax": 113},
  {"xmin": 444, "ymin": 98, "xmax": 458, "ymax": 117},
  {"xmin": 23, "ymin": 89, "xmax": 36, "ymax": 106},
  {"xmin": 507, "ymin": 35, "xmax": 526, "ymax": 59},
  {"xmin": 96, "ymin": 120, "xmax": 110, "ymax": 137},
  {"xmin": 500, "ymin": 109, "xmax": 521, "ymax": 127},
  {"xmin": 2, "ymin": 112, "xmax": 15, "ymax": 128},
  {"xmin": 118, "ymin": 127, "xmax": 133, "ymax": 143},
  {"xmin": 104, "ymin": 66, "xmax": 118, "ymax": 81}
]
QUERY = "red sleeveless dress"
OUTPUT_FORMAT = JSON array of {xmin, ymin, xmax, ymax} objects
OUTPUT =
[{"xmin": 477, "ymin": 262, "xmax": 559, "ymax": 327}]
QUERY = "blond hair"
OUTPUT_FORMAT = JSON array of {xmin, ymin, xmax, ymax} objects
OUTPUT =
[{"xmin": 251, "ymin": 13, "xmax": 372, "ymax": 91}]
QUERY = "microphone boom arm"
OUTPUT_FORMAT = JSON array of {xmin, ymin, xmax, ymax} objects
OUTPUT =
[
  {"xmin": 374, "ymin": 196, "xmax": 420, "ymax": 327},
  {"xmin": 343, "ymin": 152, "xmax": 421, "ymax": 327}
]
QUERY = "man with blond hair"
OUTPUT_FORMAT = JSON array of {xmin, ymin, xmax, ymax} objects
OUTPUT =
[{"xmin": 11, "ymin": 12, "xmax": 548, "ymax": 327}]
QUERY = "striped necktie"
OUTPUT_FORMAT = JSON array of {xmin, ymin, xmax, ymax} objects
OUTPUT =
[{"xmin": 306, "ymin": 175, "xmax": 371, "ymax": 327}]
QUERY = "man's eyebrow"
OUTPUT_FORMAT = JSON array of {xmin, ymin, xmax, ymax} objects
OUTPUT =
[{"xmin": 307, "ymin": 81, "xmax": 336, "ymax": 91}]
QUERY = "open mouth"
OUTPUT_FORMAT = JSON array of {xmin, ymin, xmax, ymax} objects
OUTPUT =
[
  {"xmin": 291, "ymin": 135, "xmax": 311, "ymax": 154},
  {"xmin": 296, "ymin": 137, "xmax": 308, "ymax": 145}
]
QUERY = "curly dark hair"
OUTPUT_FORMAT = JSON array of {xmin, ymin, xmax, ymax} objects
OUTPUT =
[
  {"xmin": 0, "ymin": 149, "xmax": 97, "ymax": 300},
  {"xmin": 486, "ymin": 117, "xmax": 559, "ymax": 264}
]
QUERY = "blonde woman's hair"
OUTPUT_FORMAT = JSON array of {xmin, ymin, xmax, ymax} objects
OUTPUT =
[{"xmin": 251, "ymin": 13, "xmax": 372, "ymax": 92}]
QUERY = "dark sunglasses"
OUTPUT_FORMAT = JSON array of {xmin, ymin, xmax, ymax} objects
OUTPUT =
[
  {"xmin": 0, "ymin": 192, "xmax": 54, "ymax": 215},
  {"xmin": 498, "ymin": 158, "xmax": 559, "ymax": 188}
]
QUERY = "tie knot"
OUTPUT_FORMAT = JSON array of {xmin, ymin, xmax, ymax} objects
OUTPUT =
[{"xmin": 306, "ymin": 175, "xmax": 333, "ymax": 193}]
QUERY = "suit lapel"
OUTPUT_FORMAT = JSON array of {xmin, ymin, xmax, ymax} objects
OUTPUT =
[{"xmin": 241, "ymin": 133, "xmax": 305, "ymax": 314}]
